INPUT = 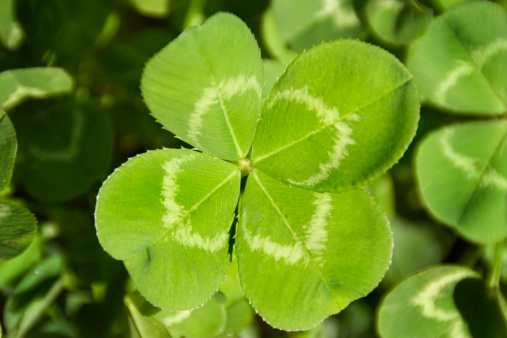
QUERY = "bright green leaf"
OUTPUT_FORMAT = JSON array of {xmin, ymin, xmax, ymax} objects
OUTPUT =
[
  {"xmin": 406, "ymin": 1, "xmax": 507, "ymax": 115},
  {"xmin": 236, "ymin": 170, "xmax": 392, "ymax": 331},
  {"xmin": 0, "ymin": 108, "xmax": 16, "ymax": 191},
  {"xmin": 0, "ymin": 68, "xmax": 74, "ymax": 111},
  {"xmin": 12, "ymin": 101, "xmax": 112, "ymax": 202},
  {"xmin": 154, "ymin": 294, "xmax": 227, "ymax": 338},
  {"xmin": 252, "ymin": 40, "xmax": 419, "ymax": 193},
  {"xmin": 377, "ymin": 266, "xmax": 479, "ymax": 338},
  {"xmin": 0, "ymin": 202, "xmax": 37, "ymax": 264},
  {"xmin": 272, "ymin": 0, "xmax": 366, "ymax": 52},
  {"xmin": 366, "ymin": 0, "xmax": 433, "ymax": 46},
  {"xmin": 0, "ymin": 0, "xmax": 24, "ymax": 50},
  {"xmin": 130, "ymin": 0, "xmax": 170, "ymax": 18},
  {"xmin": 141, "ymin": 13, "xmax": 263, "ymax": 161},
  {"xmin": 416, "ymin": 120, "xmax": 507, "ymax": 244},
  {"xmin": 95, "ymin": 148, "xmax": 240, "ymax": 311}
]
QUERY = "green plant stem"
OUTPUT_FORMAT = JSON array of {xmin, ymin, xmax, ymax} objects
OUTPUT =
[
  {"xmin": 488, "ymin": 240, "xmax": 504, "ymax": 290},
  {"xmin": 495, "ymin": 288, "xmax": 507, "ymax": 326}
]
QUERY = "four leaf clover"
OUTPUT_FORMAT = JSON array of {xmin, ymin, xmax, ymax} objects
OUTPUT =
[{"xmin": 95, "ymin": 12, "xmax": 419, "ymax": 330}]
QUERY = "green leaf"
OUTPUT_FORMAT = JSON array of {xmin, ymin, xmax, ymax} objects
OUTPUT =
[
  {"xmin": 260, "ymin": 8, "xmax": 298, "ymax": 66},
  {"xmin": 141, "ymin": 13, "xmax": 263, "ymax": 161},
  {"xmin": 236, "ymin": 170, "xmax": 392, "ymax": 331},
  {"xmin": 406, "ymin": 1, "xmax": 507, "ymax": 115},
  {"xmin": 12, "ymin": 101, "xmax": 112, "ymax": 202},
  {"xmin": 252, "ymin": 40, "xmax": 419, "ymax": 193},
  {"xmin": 415, "ymin": 120, "xmax": 507, "ymax": 244},
  {"xmin": 95, "ymin": 148, "xmax": 240, "ymax": 311},
  {"xmin": 377, "ymin": 266, "xmax": 479, "ymax": 338},
  {"xmin": 272, "ymin": 0, "xmax": 366, "ymax": 52},
  {"xmin": 130, "ymin": 0, "xmax": 170, "ymax": 18},
  {"xmin": 0, "ymin": 68, "xmax": 74, "ymax": 111},
  {"xmin": 365, "ymin": 0, "xmax": 433, "ymax": 46},
  {"xmin": 125, "ymin": 292, "xmax": 171, "ymax": 338},
  {"xmin": 0, "ymin": 0, "xmax": 24, "ymax": 50},
  {"xmin": 154, "ymin": 294, "xmax": 227, "ymax": 338},
  {"xmin": 0, "ymin": 202, "xmax": 37, "ymax": 264},
  {"xmin": 0, "ymin": 108, "xmax": 16, "ymax": 191}
]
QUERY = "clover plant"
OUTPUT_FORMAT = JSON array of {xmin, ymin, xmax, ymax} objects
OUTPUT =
[
  {"xmin": 378, "ymin": 2, "xmax": 507, "ymax": 337},
  {"xmin": 95, "ymin": 12, "xmax": 419, "ymax": 331}
]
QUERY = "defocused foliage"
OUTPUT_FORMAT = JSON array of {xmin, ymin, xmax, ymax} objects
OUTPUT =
[{"xmin": 0, "ymin": 0, "xmax": 506, "ymax": 337}]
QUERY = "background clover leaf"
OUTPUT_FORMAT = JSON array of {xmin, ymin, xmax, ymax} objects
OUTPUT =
[
  {"xmin": 0, "ymin": 0, "xmax": 24, "ymax": 51},
  {"xmin": 11, "ymin": 101, "xmax": 113, "ymax": 202},
  {"xmin": 0, "ymin": 108, "xmax": 16, "ymax": 191},
  {"xmin": 0, "ymin": 68, "xmax": 74, "ymax": 111},
  {"xmin": 416, "ymin": 120, "xmax": 507, "ymax": 244},
  {"xmin": 0, "ymin": 202, "xmax": 37, "ymax": 264},
  {"xmin": 378, "ymin": 266, "xmax": 480, "ymax": 338},
  {"xmin": 271, "ymin": 0, "xmax": 366, "ymax": 52},
  {"xmin": 365, "ymin": 0, "xmax": 433, "ymax": 46},
  {"xmin": 406, "ymin": 1, "xmax": 507, "ymax": 115}
]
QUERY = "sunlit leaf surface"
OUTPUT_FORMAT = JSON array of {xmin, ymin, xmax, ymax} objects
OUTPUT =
[
  {"xmin": 96, "ymin": 148, "xmax": 240, "ymax": 310},
  {"xmin": 141, "ymin": 13, "xmax": 263, "ymax": 161},
  {"xmin": 252, "ymin": 40, "xmax": 419, "ymax": 193},
  {"xmin": 236, "ymin": 170, "xmax": 392, "ymax": 330}
]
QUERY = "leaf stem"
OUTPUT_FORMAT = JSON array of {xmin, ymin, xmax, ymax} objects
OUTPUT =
[{"xmin": 488, "ymin": 240, "xmax": 504, "ymax": 290}]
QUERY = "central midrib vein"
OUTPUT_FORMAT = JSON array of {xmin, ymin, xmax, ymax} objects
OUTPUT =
[{"xmin": 191, "ymin": 32, "xmax": 244, "ymax": 158}]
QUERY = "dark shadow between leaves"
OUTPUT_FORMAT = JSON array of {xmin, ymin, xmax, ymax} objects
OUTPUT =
[{"xmin": 453, "ymin": 278, "xmax": 507, "ymax": 338}]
